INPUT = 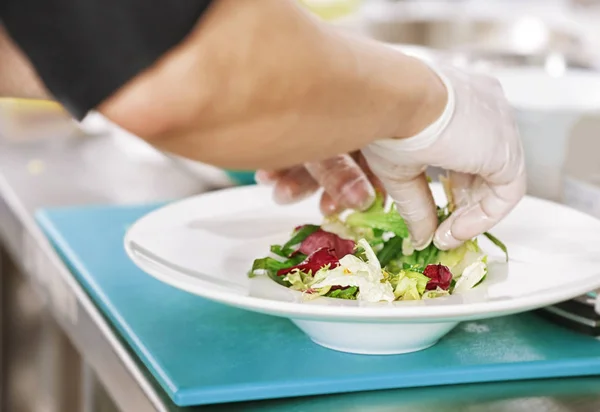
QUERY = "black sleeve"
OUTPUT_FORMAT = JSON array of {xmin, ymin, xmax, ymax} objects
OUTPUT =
[{"xmin": 0, "ymin": 0, "xmax": 214, "ymax": 119}]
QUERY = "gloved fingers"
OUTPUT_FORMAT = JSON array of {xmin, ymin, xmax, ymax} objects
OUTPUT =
[
  {"xmin": 257, "ymin": 153, "xmax": 378, "ymax": 212},
  {"xmin": 255, "ymin": 169, "xmax": 282, "ymax": 185},
  {"xmin": 305, "ymin": 154, "xmax": 375, "ymax": 212},
  {"xmin": 437, "ymin": 133, "xmax": 526, "ymax": 247},
  {"xmin": 477, "ymin": 112, "xmax": 524, "ymax": 187},
  {"xmin": 380, "ymin": 171, "xmax": 438, "ymax": 250},
  {"xmin": 267, "ymin": 166, "xmax": 320, "ymax": 204},
  {"xmin": 355, "ymin": 152, "xmax": 387, "ymax": 197},
  {"xmin": 434, "ymin": 174, "xmax": 484, "ymax": 249},
  {"xmin": 319, "ymin": 191, "xmax": 345, "ymax": 216},
  {"xmin": 318, "ymin": 153, "xmax": 387, "ymax": 215},
  {"xmin": 447, "ymin": 171, "xmax": 475, "ymax": 210},
  {"xmin": 435, "ymin": 170, "xmax": 526, "ymax": 249}
]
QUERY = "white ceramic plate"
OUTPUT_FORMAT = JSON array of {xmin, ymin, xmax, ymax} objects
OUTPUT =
[{"xmin": 125, "ymin": 184, "xmax": 600, "ymax": 355}]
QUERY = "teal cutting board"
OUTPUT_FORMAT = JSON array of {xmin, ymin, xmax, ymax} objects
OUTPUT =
[{"xmin": 36, "ymin": 204, "xmax": 600, "ymax": 407}]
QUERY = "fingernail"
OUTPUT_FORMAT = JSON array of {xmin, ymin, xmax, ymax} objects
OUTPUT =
[
  {"xmin": 358, "ymin": 187, "xmax": 376, "ymax": 211},
  {"xmin": 413, "ymin": 233, "xmax": 433, "ymax": 251},
  {"xmin": 273, "ymin": 185, "xmax": 294, "ymax": 204},
  {"xmin": 344, "ymin": 181, "xmax": 376, "ymax": 211},
  {"xmin": 453, "ymin": 205, "xmax": 489, "ymax": 236},
  {"xmin": 321, "ymin": 200, "xmax": 339, "ymax": 216},
  {"xmin": 433, "ymin": 227, "xmax": 461, "ymax": 250},
  {"xmin": 433, "ymin": 204, "xmax": 473, "ymax": 250},
  {"xmin": 255, "ymin": 171, "xmax": 273, "ymax": 186}
]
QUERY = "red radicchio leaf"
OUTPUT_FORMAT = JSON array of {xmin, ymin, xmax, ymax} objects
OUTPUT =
[
  {"xmin": 296, "ymin": 229, "xmax": 355, "ymax": 259},
  {"xmin": 329, "ymin": 285, "xmax": 350, "ymax": 291},
  {"xmin": 277, "ymin": 247, "xmax": 340, "ymax": 277},
  {"xmin": 424, "ymin": 264, "xmax": 453, "ymax": 291}
]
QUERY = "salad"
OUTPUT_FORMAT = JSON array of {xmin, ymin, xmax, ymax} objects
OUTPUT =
[{"xmin": 249, "ymin": 181, "xmax": 508, "ymax": 303}]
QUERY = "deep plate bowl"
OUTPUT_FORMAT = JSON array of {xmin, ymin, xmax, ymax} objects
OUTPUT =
[{"xmin": 125, "ymin": 184, "xmax": 600, "ymax": 354}]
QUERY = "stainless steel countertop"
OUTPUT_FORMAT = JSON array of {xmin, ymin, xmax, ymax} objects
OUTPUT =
[{"xmin": 1, "ymin": 116, "xmax": 600, "ymax": 412}]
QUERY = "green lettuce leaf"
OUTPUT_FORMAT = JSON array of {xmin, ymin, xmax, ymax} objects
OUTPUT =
[
  {"xmin": 394, "ymin": 277, "xmax": 421, "ymax": 300},
  {"xmin": 376, "ymin": 236, "xmax": 404, "ymax": 267},
  {"xmin": 404, "ymin": 270, "xmax": 430, "ymax": 294},
  {"xmin": 437, "ymin": 239, "xmax": 482, "ymax": 277},
  {"xmin": 345, "ymin": 195, "xmax": 409, "ymax": 237},
  {"xmin": 326, "ymin": 286, "xmax": 358, "ymax": 300},
  {"xmin": 392, "ymin": 270, "xmax": 430, "ymax": 300}
]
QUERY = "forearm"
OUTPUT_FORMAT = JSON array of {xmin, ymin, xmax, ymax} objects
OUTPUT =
[
  {"xmin": 0, "ymin": 25, "xmax": 50, "ymax": 99},
  {"xmin": 1, "ymin": 0, "xmax": 212, "ymax": 117},
  {"xmin": 99, "ymin": 0, "xmax": 446, "ymax": 170}
]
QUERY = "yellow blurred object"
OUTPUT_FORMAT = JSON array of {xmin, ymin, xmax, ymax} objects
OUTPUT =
[
  {"xmin": 26, "ymin": 159, "xmax": 46, "ymax": 176},
  {"xmin": 0, "ymin": 97, "xmax": 65, "ymax": 112},
  {"xmin": 299, "ymin": 0, "xmax": 361, "ymax": 21},
  {"xmin": 0, "ymin": 97, "xmax": 82, "ymax": 141}
]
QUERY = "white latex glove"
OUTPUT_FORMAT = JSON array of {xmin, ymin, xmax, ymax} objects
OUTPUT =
[
  {"xmin": 255, "ymin": 153, "xmax": 382, "ymax": 216},
  {"xmin": 361, "ymin": 64, "xmax": 526, "ymax": 250}
]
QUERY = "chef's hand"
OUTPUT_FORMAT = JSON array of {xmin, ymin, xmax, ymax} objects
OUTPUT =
[
  {"xmin": 261, "ymin": 64, "xmax": 526, "ymax": 251},
  {"xmin": 364, "ymin": 64, "xmax": 526, "ymax": 250},
  {"xmin": 255, "ymin": 152, "xmax": 384, "ymax": 216}
]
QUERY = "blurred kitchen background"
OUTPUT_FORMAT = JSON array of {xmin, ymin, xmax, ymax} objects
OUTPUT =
[{"xmin": 4, "ymin": 0, "xmax": 600, "ymax": 411}]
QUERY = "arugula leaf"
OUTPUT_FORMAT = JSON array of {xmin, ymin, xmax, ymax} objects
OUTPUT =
[
  {"xmin": 449, "ymin": 278, "xmax": 457, "ymax": 293},
  {"xmin": 388, "ymin": 242, "xmax": 440, "ymax": 272},
  {"xmin": 280, "ymin": 225, "xmax": 320, "ymax": 256},
  {"xmin": 327, "ymin": 287, "xmax": 358, "ymax": 300},
  {"xmin": 248, "ymin": 254, "xmax": 307, "ymax": 286},
  {"xmin": 249, "ymin": 257, "xmax": 290, "ymax": 285},
  {"xmin": 414, "ymin": 243, "xmax": 439, "ymax": 267},
  {"xmin": 270, "ymin": 244, "xmax": 286, "ymax": 257},
  {"xmin": 377, "ymin": 236, "xmax": 404, "ymax": 267},
  {"xmin": 483, "ymin": 232, "xmax": 508, "ymax": 261}
]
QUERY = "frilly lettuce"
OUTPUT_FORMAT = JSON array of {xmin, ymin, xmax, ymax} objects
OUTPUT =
[
  {"xmin": 392, "ymin": 270, "xmax": 430, "ymax": 300},
  {"xmin": 453, "ymin": 256, "xmax": 488, "ymax": 293},
  {"xmin": 423, "ymin": 289, "xmax": 451, "ymax": 299},
  {"xmin": 311, "ymin": 239, "xmax": 395, "ymax": 303},
  {"xmin": 437, "ymin": 239, "xmax": 483, "ymax": 277},
  {"xmin": 249, "ymin": 183, "xmax": 508, "ymax": 303},
  {"xmin": 344, "ymin": 196, "xmax": 409, "ymax": 238}
]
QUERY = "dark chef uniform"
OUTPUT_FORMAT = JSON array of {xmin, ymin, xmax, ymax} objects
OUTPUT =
[{"xmin": 0, "ymin": 0, "xmax": 214, "ymax": 119}]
